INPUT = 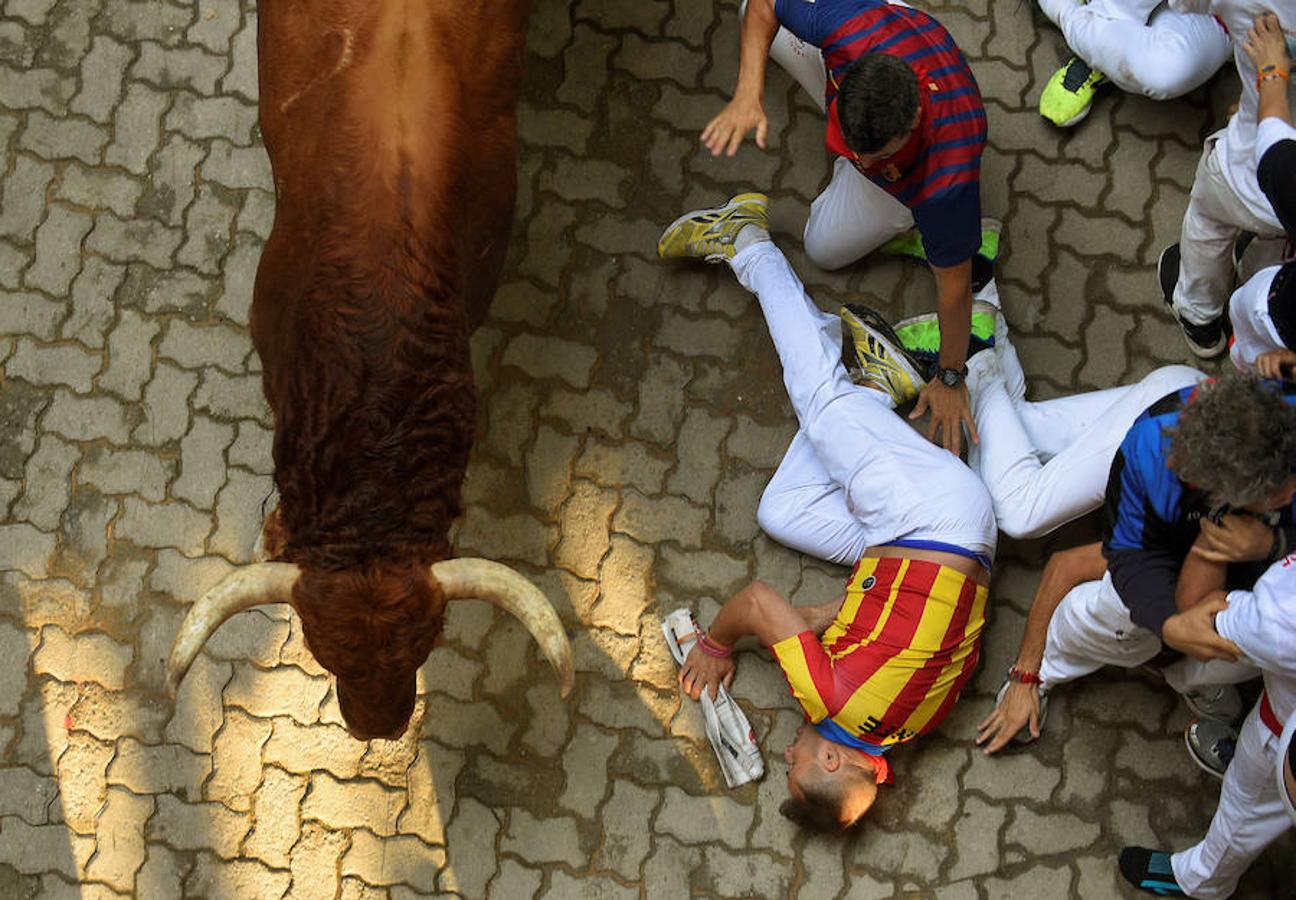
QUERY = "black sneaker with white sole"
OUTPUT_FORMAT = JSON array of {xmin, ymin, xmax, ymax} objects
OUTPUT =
[{"xmin": 1158, "ymin": 243, "xmax": 1227, "ymax": 358}]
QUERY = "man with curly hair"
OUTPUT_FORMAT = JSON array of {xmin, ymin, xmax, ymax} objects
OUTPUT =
[{"xmin": 977, "ymin": 375, "xmax": 1296, "ymax": 770}]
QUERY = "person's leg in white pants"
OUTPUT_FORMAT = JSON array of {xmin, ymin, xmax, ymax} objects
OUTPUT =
[
  {"xmin": 732, "ymin": 241, "xmax": 997, "ymax": 559},
  {"xmin": 1038, "ymin": 0, "xmax": 1230, "ymax": 100},
  {"xmin": 1174, "ymin": 133, "xmax": 1285, "ymax": 328},
  {"xmin": 967, "ymin": 351, "xmax": 1204, "ymax": 539},
  {"xmin": 1172, "ymin": 705, "xmax": 1293, "ymax": 900}
]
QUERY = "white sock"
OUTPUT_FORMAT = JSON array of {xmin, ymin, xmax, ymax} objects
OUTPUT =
[{"xmin": 734, "ymin": 223, "xmax": 771, "ymax": 255}]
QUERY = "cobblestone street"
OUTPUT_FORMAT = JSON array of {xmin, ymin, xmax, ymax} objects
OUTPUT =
[{"xmin": 1, "ymin": 0, "xmax": 1294, "ymax": 897}]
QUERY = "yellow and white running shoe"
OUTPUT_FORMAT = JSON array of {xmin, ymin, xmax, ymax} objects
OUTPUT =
[
  {"xmin": 838, "ymin": 304, "xmax": 925, "ymax": 405},
  {"xmin": 657, "ymin": 193, "xmax": 770, "ymax": 263}
]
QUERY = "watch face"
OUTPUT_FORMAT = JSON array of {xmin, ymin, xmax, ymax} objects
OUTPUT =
[{"xmin": 939, "ymin": 368, "xmax": 961, "ymax": 387}]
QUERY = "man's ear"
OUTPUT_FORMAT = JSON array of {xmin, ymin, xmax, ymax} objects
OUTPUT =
[{"xmin": 819, "ymin": 741, "xmax": 842, "ymax": 773}]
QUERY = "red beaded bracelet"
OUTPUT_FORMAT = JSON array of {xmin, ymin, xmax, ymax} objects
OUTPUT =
[
  {"xmin": 697, "ymin": 633, "xmax": 733, "ymax": 659},
  {"xmin": 1008, "ymin": 665, "xmax": 1042, "ymax": 685}
]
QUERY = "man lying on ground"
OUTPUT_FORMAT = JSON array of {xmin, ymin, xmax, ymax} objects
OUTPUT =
[{"xmin": 660, "ymin": 194, "xmax": 995, "ymax": 830}]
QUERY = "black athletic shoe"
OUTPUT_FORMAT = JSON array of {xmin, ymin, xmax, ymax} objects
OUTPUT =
[
  {"xmin": 1119, "ymin": 847, "xmax": 1187, "ymax": 896},
  {"xmin": 1158, "ymin": 243, "xmax": 1226, "ymax": 358}
]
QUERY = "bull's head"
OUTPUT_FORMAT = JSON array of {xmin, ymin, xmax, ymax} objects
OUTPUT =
[{"xmin": 166, "ymin": 558, "xmax": 574, "ymax": 740}]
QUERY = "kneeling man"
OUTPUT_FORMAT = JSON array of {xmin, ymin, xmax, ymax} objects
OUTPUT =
[{"xmin": 660, "ymin": 194, "xmax": 995, "ymax": 831}]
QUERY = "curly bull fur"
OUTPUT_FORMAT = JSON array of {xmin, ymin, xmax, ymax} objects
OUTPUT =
[{"xmin": 249, "ymin": 0, "xmax": 531, "ymax": 737}]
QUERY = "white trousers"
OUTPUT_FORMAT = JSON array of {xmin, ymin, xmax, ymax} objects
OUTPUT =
[
  {"xmin": 966, "ymin": 345, "xmax": 1204, "ymax": 539},
  {"xmin": 732, "ymin": 243, "xmax": 997, "ymax": 566},
  {"xmin": 1172, "ymin": 705, "xmax": 1291, "ymax": 900},
  {"xmin": 1038, "ymin": 573, "xmax": 1258, "ymax": 692},
  {"xmin": 765, "ymin": 14, "xmax": 915, "ymax": 270},
  {"xmin": 1175, "ymin": 132, "xmax": 1288, "ymax": 326},
  {"xmin": 1036, "ymin": 0, "xmax": 1231, "ymax": 99},
  {"xmin": 1229, "ymin": 265, "xmax": 1287, "ymax": 373}
]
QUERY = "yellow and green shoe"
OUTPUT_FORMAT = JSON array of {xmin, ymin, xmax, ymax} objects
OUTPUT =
[
  {"xmin": 1040, "ymin": 56, "xmax": 1106, "ymax": 128},
  {"xmin": 838, "ymin": 304, "xmax": 925, "ymax": 405},
  {"xmin": 657, "ymin": 193, "xmax": 770, "ymax": 263}
]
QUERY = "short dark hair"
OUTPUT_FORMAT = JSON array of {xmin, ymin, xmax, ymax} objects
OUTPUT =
[
  {"xmin": 837, "ymin": 54, "xmax": 920, "ymax": 155},
  {"xmin": 1169, "ymin": 374, "xmax": 1296, "ymax": 507},
  {"xmin": 779, "ymin": 766, "xmax": 875, "ymax": 832}
]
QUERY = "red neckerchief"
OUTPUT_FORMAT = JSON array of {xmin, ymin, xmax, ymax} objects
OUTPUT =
[{"xmin": 870, "ymin": 753, "xmax": 893, "ymax": 785}]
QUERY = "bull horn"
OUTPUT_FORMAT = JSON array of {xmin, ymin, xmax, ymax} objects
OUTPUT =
[
  {"xmin": 166, "ymin": 563, "xmax": 301, "ymax": 696},
  {"xmin": 431, "ymin": 558, "xmax": 575, "ymax": 698}
]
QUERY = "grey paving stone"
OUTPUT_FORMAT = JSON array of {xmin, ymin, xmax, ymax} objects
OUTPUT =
[
  {"xmin": 0, "ymin": 155, "xmax": 56, "ymax": 240},
  {"xmin": 134, "ymin": 361, "xmax": 198, "ymax": 446},
  {"xmin": 132, "ymin": 41, "xmax": 226, "ymax": 95},
  {"xmin": 69, "ymin": 35, "xmax": 131, "ymax": 123},
  {"xmin": 172, "ymin": 415, "xmax": 234, "ymax": 509},
  {"xmin": 0, "ymin": 64, "xmax": 75, "ymax": 114},
  {"xmin": 222, "ymin": 10, "xmax": 258, "ymax": 101},
  {"xmin": 201, "ymin": 138, "xmax": 272, "ymax": 191},
  {"xmin": 143, "ymin": 133, "xmax": 206, "ymax": 226},
  {"xmin": 103, "ymin": 82, "xmax": 168, "ymax": 174},
  {"xmin": 98, "ymin": 308, "xmax": 160, "ymax": 401},
  {"xmin": 56, "ymin": 163, "xmax": 142, "ymax": 218},
  {"xmin": 187, "ymin": 2, "xmax": 242, "ymax": 53},
  {"xmin": 209, "ymin": 468, "xmax": 273, "ymax": 560},
  {"xmin": 6, "ymin": 337, "xmax": 100, "ymax": 396},
  {"xmin": 116, "ymin": 496, "xmax": 211, "ymax": 552},
  {"xmin": 42, "ymin": 389, "xmax": 130, "ymax": 443},
  {"xmin": 18, "ymin": 111, "xmax": 108, "ymax": 164},
  {"xmin": 26, "ymin": 205, "xmax": 93, "ymax": 295}
]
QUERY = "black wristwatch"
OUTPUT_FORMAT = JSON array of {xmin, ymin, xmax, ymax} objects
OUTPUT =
[{"xmin": 935, "ymin": 364, "xmax": 968, "ymax": 387}]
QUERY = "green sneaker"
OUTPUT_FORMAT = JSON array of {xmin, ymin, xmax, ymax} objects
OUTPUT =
[
  {"xmin": 657, "ymin": 193, "xmax": 770, "ymax": 263},
  {"xmin": 893, "ymin": 301, "xmax": 999, "ymax": 372},
  {"xmin": 838, "ymin": 304, "xmax": 925, "ymax": 404},
  {"xmin": 879, "ymin": 218, "xmax": 1003, "ymax": 265},
  {"xmin": 1040, "ymin": 56, "xmax": 1106, "ymax": 127}
]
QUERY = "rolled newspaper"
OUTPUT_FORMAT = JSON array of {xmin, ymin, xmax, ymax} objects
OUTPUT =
[{"xmin": 662, "ymin": 608, "xmax": 765, "ymax": 788}]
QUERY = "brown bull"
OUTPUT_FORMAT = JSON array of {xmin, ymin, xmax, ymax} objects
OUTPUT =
[{"xmin": 167, "ymin": 0, "xmax": 572, "ymax": 740}]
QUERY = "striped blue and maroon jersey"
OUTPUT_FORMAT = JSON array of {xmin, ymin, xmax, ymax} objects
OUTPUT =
[{"xmin": 774, "ymin": 0, "xmax": 986, "ymax": 267}]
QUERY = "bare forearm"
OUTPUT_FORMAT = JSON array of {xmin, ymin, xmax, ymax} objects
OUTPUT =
[
  {"xmin": 1014, "ymin": 543, "xmax": 1106, "ymax": 671},
  {"xmin": 734, "ymin": 0, "xmax": 778, "ymax": 100},
  {"xmin": 1176, "ymin": 542, "xmax": 1227, "ymax": 611},
  {"xmin": 932, "ymin": 261, "xmax": 973, "ymax": 370},
  {"xmin": 707, "ymin": 580, "xmax": 807, "ymax": 649},
  {"xmin": 1258, "ymin": 79, "xmax": 1292, "ymax": 126}
]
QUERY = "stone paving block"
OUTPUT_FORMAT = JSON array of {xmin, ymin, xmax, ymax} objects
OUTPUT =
[
  {"xmin": 134, "ymin": 362, "xmax": 199, "ymax": 446},
  {"xmin": 19, "ymin": 111, "xmax": 108, "ymax": 165},
  {"xmin": 103, "ymin": 83, "xmax": 168, "ymax": 174},
  {"xmin": 305, "ymin": 768, "xmax": 407, "ymax": 838},
  {"xmin": 26, "ymin": 205, "xmax": 93, "ymax": 295},
  {"xmin": 216, "ymin": 235, "xmax": 262, "ymax": 325},
  {"xmin": 597, "ymin": 779, "xmax": 656, "ymax": 878},
  {"xmin": 80, "ymin": 447, "xmax": 170, "ymax": 502},
  {"xmin": 98, "ymin": 308, "xmax": 161, "ymax": 401},
  {"xmin": 201, "ymin": 138, "xmax": 272, "ymax": 191},
  {"xmin": 0, "ymin": 817, "xmax": 94, "ymax": 880},
  {"xmin": 205, "ymin": 707, "xmax": 272, "ymax": 812},
  {"xmin": 524, "ymin": 424, "xmax": 579, "ymax": 516},
  {"xmin": 983, "ymin": 862, "xmax": 1071, "ymax": 899},
  {"xmin": 186, "ymin": 853, "xmax": 290, "ymax": 899},
  {"xmin": 397, "ymin": 741, "xmax": 463, "ymax": 845},
  {"xmin": 0, "ymin": 522, "xmax": 58, "ymax": 579},
  {"xmin": 106, "ymin": 737, "xmax": 210, "ymax": 800},
  {"xmin": 0, "ymin": 291, "xmax": 64, "ymax": 345},
  {"xmin": 641, "ymin": 835, "xmax": 701, "ymax": 898},
  {"xmin": 0, "ymin": 155, "xmax": 56, "ymax": 240},
  {"xmin": 165, "ymin": 653, "xmax": 232, "ymax": 754},
  {"xmin": 592, "ymin": 534, "xmax": 656, "ymax": 635},
  {"xmin": 946, "ymin": 795, "xmax": 1006, "ymax": 881},
  {"xmin": 8, "ymin": 337, "xmax": 101, "ymax": 396},
  {"xmin": 576, "ymin": 437, "xmax": 672, "ymax": 494},
  {"xmin": 70, "ymin": 35, "xmax": 131, "ymax": 122},
  {"xmin": 699, "ymin": 846, "xmax": 793, "ymax": 898},
  {"xmin": 85, "ymin": 785, "xmax": 152, "ymax": 892},
  {"xmin": 342, "ymin": 829, "xmax": 446, "ymax": 895},
  {"xmin": 0, "ymin": 64, "xmax": 75, "ymax": 114},
  {"xmin": 0, "ymin": 765, "xmax": 59, "ymax": 825},
  {"xmin": 135, "ymin": 844, "xmax": 187, "ymax": 898},
  {"xmin": 555, "ymin": 480, "xmax": 616, "ymax": 579},
  {"xmin": 177, "ymin": 185, "xmax": 238, "ymax": 274},
  {"xmin": 656, "ymin": 785, "xmax": 752, "ymax": 848},
  {"xmin": 455, "ymin": 506, "xmax": 554, "ymax": 569},
  {"xmin": 13, "ymin": 434, "xmax": 79, "ymax": 531},
  {"xmin": 171, "ymin": 415, "xmax": 234, "ymax": 509},
  {"xmin": 149, "ymin": 794, "xmax": 251, "ymax": 859},
  {"xmin": 132, "ymin": 41, "xmax": 226, "ymax": 94},
  {"xmin": 227, "ymin": 419, "xmax": 272, "ymax": 474},
  {"xmin": 70, "ymin": 682, "xmax": 169, "ymax": 744},
  {"xmin": 540, "ymin": 871, "xmax": 637, "ymax": 900},
  {"xmin": 209, "ymin": 468, "xmax": 273, "ymax": 560},
  {"xmin": 263, "ymin": 717, "xmax": 367, "ymax": 780},
  {"xmin": 559, "ymin": 723, "xmax": 618, "ymax": 817},
  {"xmin": 223, "ymin": 661, "xmax": 328, "ymax": 727},
  {"xmin": 116, "ymin": 496, "xmax": 212, "ymax": 553},
  {"xmin": 0, "ymin": 620, "xmax": 33, "ymax": 716},
  {"xmin": 282, "ymin": 821, "xmax": 346, "ymax": 900},
  {"xmin": 32, "ymin": 624, "xmax": 132, "ymax": 690},
  {"xmin": 55, "ymin": 732, "xmax": 115, "ymax": 835},
  {"xmin": 222, "ymin": 8, "xmax": 258, "ymax": 100},
  {"xmin": 13, "ymin": 678, "xmax": 76, "ymax": 775},
  {"xmin": 500, "ymin": 808, "xmax": 585, "ymax": 867},
  {"xmin": 143, "ymin": 133, "xmax": 206, "ymax": 226},
  {"xmin": 438, "ymin": 797, "xmax": 500, "ymax": 897}
]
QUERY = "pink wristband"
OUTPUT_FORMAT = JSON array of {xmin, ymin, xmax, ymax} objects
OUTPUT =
[{"xmin": 697, "ymin": 633, "xmax": 733, "ymax": 658}]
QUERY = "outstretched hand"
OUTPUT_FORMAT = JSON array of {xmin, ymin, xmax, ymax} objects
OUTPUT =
[
  {"xmin": 1243, "ymin": 12, "xmax": 1292, "ymax": 73},
  {"xmin": 976, "ymin": 681, "xmax": 1042, "ymax": 755},
  {"xmin": 701, "ymin": 96, "xmax": 769, "ymax": 157},
  {"xmin": 679, "ymin": 642, "xmax": 736, "ymax": 701},
  {"xmin": 911, "ymin": 379, "xmax": 978, "ymax": 455}
]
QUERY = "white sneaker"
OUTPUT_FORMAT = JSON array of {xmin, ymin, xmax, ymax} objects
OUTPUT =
[{"xmin": 1182, "ymin": 683, "xmax": 1244, "ymax": 724}]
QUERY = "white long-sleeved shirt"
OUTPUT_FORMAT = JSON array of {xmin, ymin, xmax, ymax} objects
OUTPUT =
[{"xmin": 1217, "ymin": 554, "xmax": 1296, "ymax": 723}]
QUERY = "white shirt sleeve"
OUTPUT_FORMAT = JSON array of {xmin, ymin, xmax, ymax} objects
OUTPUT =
[
  {"xmin": 1257, "ymin": 118, "xmax": 1296, "ymax": 167},
  {"xmin": 1166, "ymin": 0, "xmax": 1212, "ymax": 14},
  {"xmin": 1216, "ymin": 558, "xmax": 1296, "ymax": 674}
]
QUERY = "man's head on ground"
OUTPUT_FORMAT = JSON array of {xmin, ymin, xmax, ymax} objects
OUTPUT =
[
  {"xmin": 1169, "ymin": 373, "xmax": 1296, "ymax": 512},
  {"xmin": 779, "ymin": 724, "xmax": 880, "ymax": 832},
  {"xmin": 838, "ymin": 55, "xmax": 921, "ymax": 165}
]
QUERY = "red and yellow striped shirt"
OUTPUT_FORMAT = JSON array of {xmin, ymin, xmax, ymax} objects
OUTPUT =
[{"xmin": 772, "ymin": 556, "xmax": 988, "ymax": 749}]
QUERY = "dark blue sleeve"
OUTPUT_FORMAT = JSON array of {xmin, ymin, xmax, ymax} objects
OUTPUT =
[
  {"xmin": 912, "ymin": 182, "xmax": 981, "ymax": 268},
  {"xmin": 774, "ymin": 0, "xmax": 829, "ymax": 44},
  {"xmin": 1102, "ymin": 425, "xmax": 1183, "ymax": 638}
]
